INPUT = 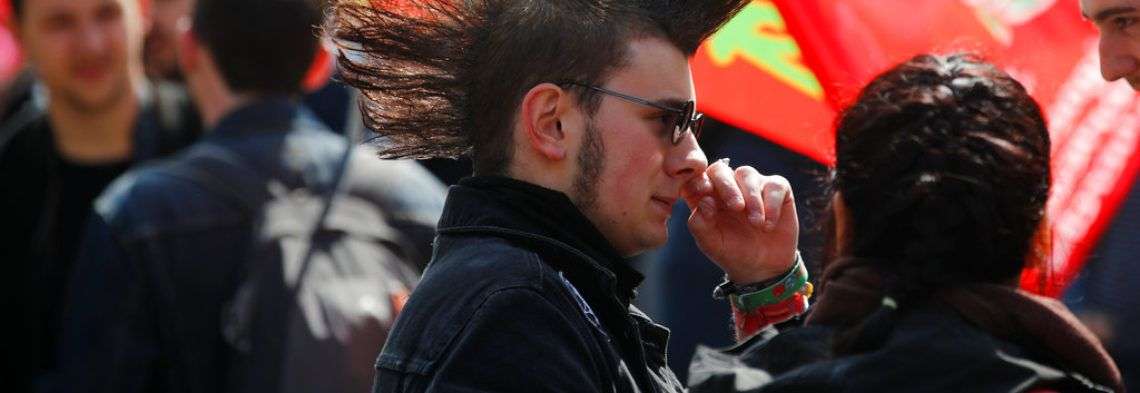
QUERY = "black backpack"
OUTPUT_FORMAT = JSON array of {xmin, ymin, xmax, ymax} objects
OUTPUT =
[{"xmin": 158, "ymin": 141, "xmax": 419, "ymax": 393}]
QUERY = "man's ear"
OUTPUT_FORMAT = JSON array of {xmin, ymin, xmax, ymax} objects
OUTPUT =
[{"xmin": 520, "ymin": 82, "xmax": 570, "ymax": 161}]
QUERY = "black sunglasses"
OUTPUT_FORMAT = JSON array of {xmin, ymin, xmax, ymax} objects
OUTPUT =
[{"xmin": 561, "ymin": 82, "xmax": 704, "ymax": 145}]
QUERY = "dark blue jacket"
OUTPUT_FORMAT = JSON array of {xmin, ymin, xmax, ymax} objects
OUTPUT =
[
  {"xmin": 375, "ymin": 176, "xmax": 685, "ymax": 393},
  {"xmin": 57, "ymin": 99, "xmax": 447, "ymax": 393}
]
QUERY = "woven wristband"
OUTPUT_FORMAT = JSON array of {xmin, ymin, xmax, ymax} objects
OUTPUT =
[{"xmin": 726, "ymin": 252, "xmax": 810, "ymax": 312}]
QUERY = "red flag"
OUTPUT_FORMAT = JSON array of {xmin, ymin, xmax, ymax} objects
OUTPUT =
[
  {"xmin": 693, "ymin": 0, "xmax": 1140, "ymax": 297},
  {"xmin": 692, "ymin": 0, "xmax": 834, "ymax": 163}
]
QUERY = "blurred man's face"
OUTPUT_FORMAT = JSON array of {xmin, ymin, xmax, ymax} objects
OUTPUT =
[
  {"xmin": 1082, "ymin": 0, "xmax": 1140, "ymax": 89},
  {"xmin": 17, "ymin": 0, "xmax": 144, "ymax": 113},
  {"xmin": 145, "ymin": 0, "xmax": 192, "ymax": 79}
]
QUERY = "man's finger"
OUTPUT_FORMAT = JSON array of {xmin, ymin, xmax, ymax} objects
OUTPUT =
[
  {"xmin": 708, "ymin": 158, "xmax": 745, "ymax": 211},
  {"xmin": 760, "ymin": 175, "xmax": 792, "ymax": 231},
  {"xmin": 735, "ymin": 166, "xmax": 766, "ymax": 227},
  {"xmin": 687, "ymin": 196, "xmax": 716, "ymax": 236},
  {"xmin": 682, "ymin": 172, "xmax": 713, "ymax": 209}
]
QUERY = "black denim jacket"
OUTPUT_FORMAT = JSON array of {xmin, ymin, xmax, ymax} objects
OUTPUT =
[{"xmin": 374, "ymin": 176, "xmax": 685, "ymax": 393}]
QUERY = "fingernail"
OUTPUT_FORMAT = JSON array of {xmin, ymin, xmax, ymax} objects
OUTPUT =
[
  {"xmin": 717, "ymin": 158, "xmax": 731, "ymax": 167},
  {"xmin": 700, "ymin": 197, "xmax": 716, "ymax": 218}
]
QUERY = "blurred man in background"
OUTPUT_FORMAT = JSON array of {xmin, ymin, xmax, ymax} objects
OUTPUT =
[
  {"xmin": 139, "ymin": 0, "xmax": 360, "ymax": 133},
  {"xmin": 58, "ymin": 0, "xmax": 445, "ymax": 392},
  {"xmin": 1068, "ymin": 0, "xmax": 1140, "ymax": 390},
  {"xmin": 0, "ymin": 0, "xmax": 198, "ymax": 390},
  {"xmin": 131, "ymin": 0, "xmax": 476, "ymax": 184}
]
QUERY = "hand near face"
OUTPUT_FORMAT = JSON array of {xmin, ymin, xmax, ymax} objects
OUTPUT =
[{"xmin": 682, "ymin": 159, "xmax": 800, "ymax": 284}]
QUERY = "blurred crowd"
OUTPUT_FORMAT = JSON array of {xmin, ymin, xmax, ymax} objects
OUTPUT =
[
  {"xmin": 0, "ymin": 0, "xmax": 1137, "ymax": 392},
  {"xmin": 0, "ymin": 0, "xmax": 453, "ymax": 391}
]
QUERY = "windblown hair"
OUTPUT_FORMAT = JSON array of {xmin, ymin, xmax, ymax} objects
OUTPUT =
[
  {"xmin": 326, "ymin": 0, "xmax": 748, "ymax": 174},
  {"xmin": 831, "ymin": 53, "xmax": 1051, "ymax": 289}
]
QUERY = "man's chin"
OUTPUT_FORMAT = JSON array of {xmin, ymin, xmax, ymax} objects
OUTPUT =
[
  {"xmin": 60, "ymin": 85, "xmax": 130, "ymax": 114},
  {"xmin": 617, "ymin": 227, "xmax": 669, "ymax": 258},
  {"xmin": 642, "ymin": 225, "xmax": 670, "ymax": 253}
]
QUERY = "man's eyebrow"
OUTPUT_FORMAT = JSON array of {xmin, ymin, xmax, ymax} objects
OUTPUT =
[{"xmin": 1089, "ymin": 6, "xmax": 1138, "ymax": 23}]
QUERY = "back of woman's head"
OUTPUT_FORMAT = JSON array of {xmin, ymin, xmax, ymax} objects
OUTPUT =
[{"xmin": 832, "ymin": 53, "xmax": 1050, "ymax": 287}]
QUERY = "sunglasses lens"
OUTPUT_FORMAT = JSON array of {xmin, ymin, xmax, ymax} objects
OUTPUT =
[
  {"xmin": 692, "ymin": 114, "xmax": 705, "ymax": 140},
  {"xmin": 673, "ymin": 102, "xmax": 696, "ymax": 144}
]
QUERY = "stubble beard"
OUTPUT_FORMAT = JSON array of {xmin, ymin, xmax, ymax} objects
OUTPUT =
[{"xmin": 571, "ymin": 120, "xmax": 606, "ymax": 216}]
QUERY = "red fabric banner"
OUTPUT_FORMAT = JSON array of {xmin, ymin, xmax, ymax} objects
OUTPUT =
[{"xmin": 693, "ymin": 0, "xmax": 1140, "ymax": 297}]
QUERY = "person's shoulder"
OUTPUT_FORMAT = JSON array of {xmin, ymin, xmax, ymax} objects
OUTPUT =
[
  {"xmin": 766, "ymin": 308, "xmax": 1091, "ymax": 392},
  {"xmin": 409, "ymin": 236, "xmax": 554, "ymax": 311},
  {"xmin": 94, "ymin": 155, "xmax": 241, "ymax": 234},
  {"xmin": 431, "ymin": 234, "xmax": 558, "ymax": 287},
  {"xmin": 380, "ymin": 258, "xmax": 582, "ymax": 377},
  {"xmin": 386, "ymin": 235, "xmax": 568, "ymax": 336},
  {"xmin": 340, "ymin": 150, "xmax": 447, "ymax": 218},
  {"xmin": 0, "ymin": 110, "xmax": 48, "ymax": 160},
  {"xmin": 345, "ymin": 150, "xmax": 444, "ymax": 190}
]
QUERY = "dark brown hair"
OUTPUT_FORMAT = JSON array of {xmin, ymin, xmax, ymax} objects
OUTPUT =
[
  {"xmin": 326, "ymin": 0, "xmax": 748, "ymax": 174},
  {"xmin": 192, "ymin": 0, "xmax": 325, "ymax": 96},
  {"xmin": 831, "ymin": 53, "xmax": 1051, "ymax": 289}
]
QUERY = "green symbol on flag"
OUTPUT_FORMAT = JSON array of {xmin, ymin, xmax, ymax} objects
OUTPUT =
[{"xmin": 706, "ymin": 1, "xmax": 824, "ymax": 100}]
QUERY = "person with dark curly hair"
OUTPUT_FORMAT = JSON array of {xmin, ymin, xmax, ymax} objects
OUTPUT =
[
  {"xmin": 688, "ymin": 54, "xmax": 1124, "ymax": 393},
  {"xmin": 326, "ymin": 1, "xmax": 808, "ymax": 391}
]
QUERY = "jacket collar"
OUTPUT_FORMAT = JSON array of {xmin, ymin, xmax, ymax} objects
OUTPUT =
[
  {"xmin": 438, "ymin": 175, "xmax": 644, "ymax": 305},
  {"xmin": 207, "ymin": 97, "xmax": 317, "ymax": 139}
]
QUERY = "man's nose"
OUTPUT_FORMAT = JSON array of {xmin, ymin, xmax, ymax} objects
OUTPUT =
[
  {"xmin": 666, "ymin": 131, "xmax": 708, "ymax": 179},
  {"xmin": 1100, "ymin": 35, "xmax": 1140, "ymax": 82},
  {"xmin": 77, "ymin": 23, "xmax": 109, "ymax": 55}
]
